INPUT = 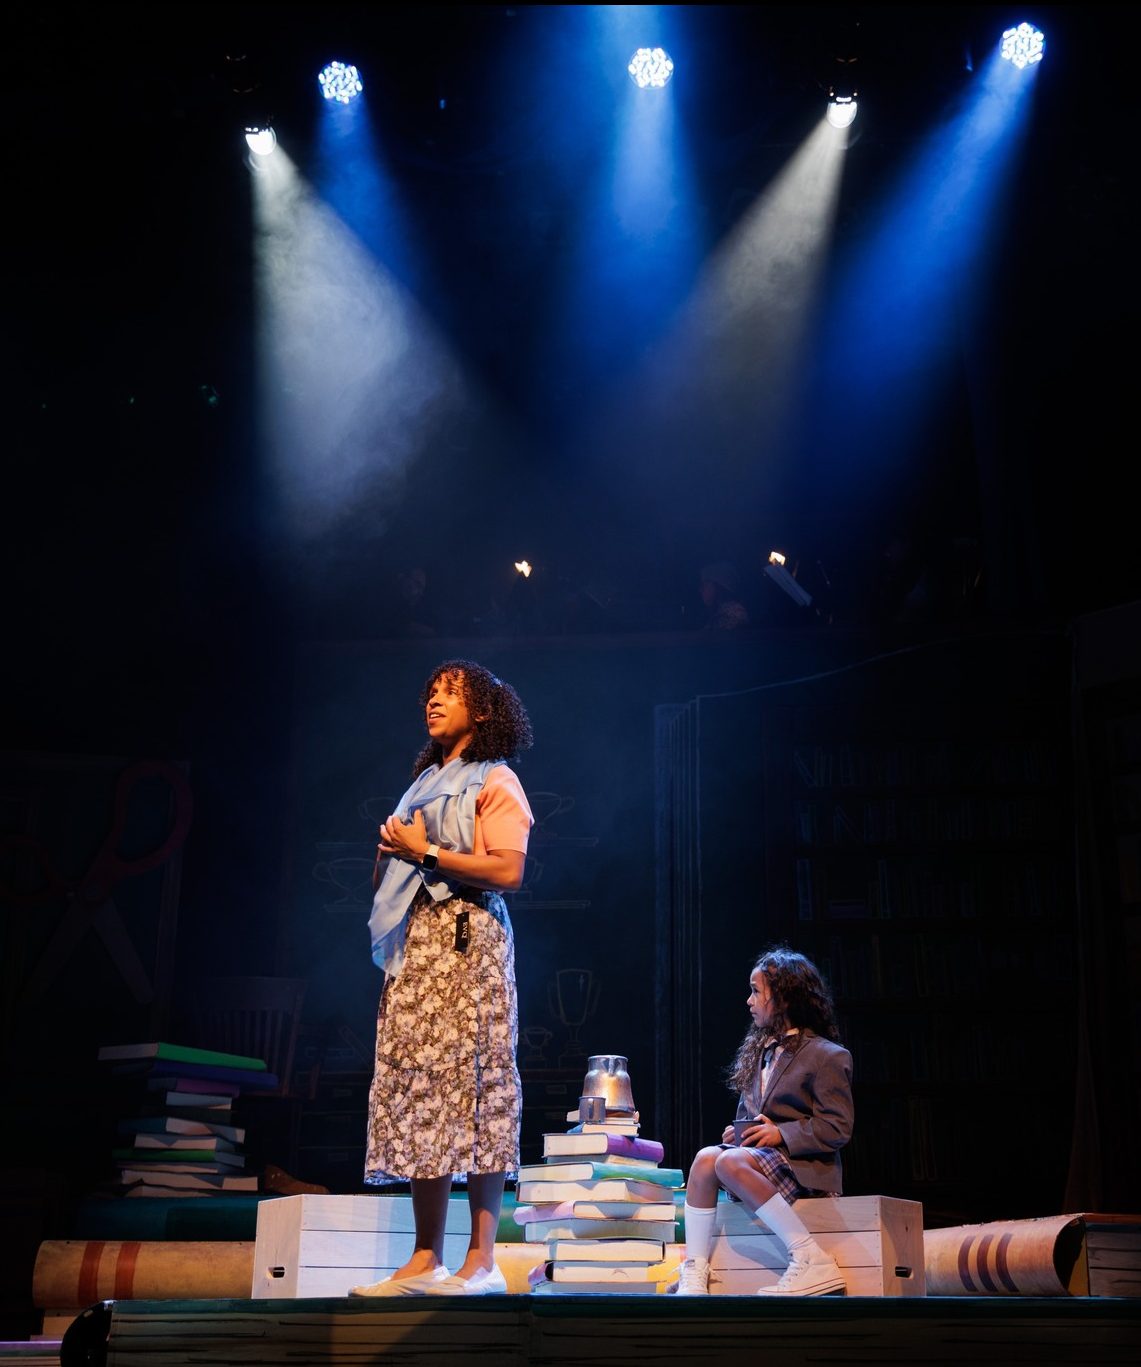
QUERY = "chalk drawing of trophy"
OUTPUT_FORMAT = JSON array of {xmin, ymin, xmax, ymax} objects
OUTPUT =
[
  {"xmin": 528, "ymin": 791, "xmax": 575, "ymax": 828},
  {"xmin": 359, "ymin": 795, "xmax": 398, "ymax": 826},
  {"xmin": 548, "ymin": 968, "xmax": 600, "ymax": 1068},
  {"xmin": 313, "ymin": 844, "xmax": 376, "ymax": 915},
  {"xmin": 520, "ymin": 1025, "xmax": 553, "ymax": 1067}
]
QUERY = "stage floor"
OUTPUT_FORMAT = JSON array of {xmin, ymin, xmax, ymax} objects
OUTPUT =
[{"xmin": 47, "ymin": 1292, "xmax": 1141, "ymax": 1367}]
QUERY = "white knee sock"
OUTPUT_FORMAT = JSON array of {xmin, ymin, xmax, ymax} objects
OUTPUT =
[
  {"xmin": 754, "ymin": 1194, "xmax": 825, "ymax": 1260},
  {"xmin": 682, "ymin": 1201, "xmax": 717, "ymax": 1263}
]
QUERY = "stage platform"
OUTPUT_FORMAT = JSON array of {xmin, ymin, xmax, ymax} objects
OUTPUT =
[{"xmin": 47, "ymin": 1292, "xmax": 1141, "ymax": 1367}]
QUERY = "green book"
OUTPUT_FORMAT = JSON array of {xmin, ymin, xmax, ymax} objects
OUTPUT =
[
  {"xmin": 516, "ymin": 1160, "xmax": 684, "ymax": 1187},
  {"xmin": 98, "ymin": 1041, "xmax": 267, "ymax": 1072},
  {"xmin": 112, "ymin": 1148, "xmax": 246, "ymax": 1169}
]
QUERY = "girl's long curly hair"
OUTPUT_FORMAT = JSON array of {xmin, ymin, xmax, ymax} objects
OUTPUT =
[
  {"xmin": 411, "ymin": 659, "xmax": 534, "ymax": 776},
  {"xmin": 726, "ymin": 945, "xmax": 841, "ymax": 1098}
]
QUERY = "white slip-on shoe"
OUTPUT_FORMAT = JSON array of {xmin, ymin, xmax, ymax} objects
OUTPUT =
[
  {"xmin": 424, "ymin": 1264, "xmax": 508, "ymax": 1296},
  {"xmin": 756, "ymin": 1254, "xmax": 846, "ymax": 1297},
  {"xmin": 348, "ymin": 1265, "xmax": 451, "ymax": 1297},
  {"xmin": 674, "ymin": 1258, "xmax": 711, "ymax": 1295}
]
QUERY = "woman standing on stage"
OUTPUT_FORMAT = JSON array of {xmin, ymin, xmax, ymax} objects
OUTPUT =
[{"xmin": 350, "ymin": 659, "xmax": 533, "ymax": 1298}]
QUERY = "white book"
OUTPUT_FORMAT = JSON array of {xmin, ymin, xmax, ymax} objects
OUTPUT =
[
  {"xmin": 530, "ymin": 1280, "xmax": 666, "ymax": 1295},
  {"xmin": 547, "ymin": 1237, "xmax": 665, "ymax": 1263},
  {"xmin": 523, "ymin": 1219, "xmax": 676, "ymax": 1243},
  {"xmin": 536, "ymin": 1260, "xmax": 673, "ymax": 1284},
  {"xmin": 514, "ymin": 1200, "xmax": 677, "ymax": 1224},
  {"xmin": 564, "ymin": 1113, "xmax": 639, "ymax": 1133},
  {"xmin": 125, "ymin": 1116, "xmax": 246, "ymax": 1143},
  {"xmin": 130, "ymin": 1134, "xmax": 239, "ymax": 1153}
]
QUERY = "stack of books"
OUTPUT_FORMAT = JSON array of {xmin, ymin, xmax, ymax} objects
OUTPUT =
[
  {"xmin": 97, "ymin": 1041, "xmax": 279, "ymax": 1197},
  {"xmin": 516, "ymin": 1107, "xmax": 682, "ymax": 1293}
]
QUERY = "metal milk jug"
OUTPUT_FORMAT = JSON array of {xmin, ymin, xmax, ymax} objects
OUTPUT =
[{"xmin": 581, "ymin": 1054, "xmax": 636, "ymax": 1115}]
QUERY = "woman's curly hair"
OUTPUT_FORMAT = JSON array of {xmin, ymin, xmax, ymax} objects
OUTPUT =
[
  {"xmin": 411, "ymin": 659, "xmax": 534, "ymax": 776},
  {"xmin": 726, "ymin": 945, "xmax": 841, "ymax": 1099}
]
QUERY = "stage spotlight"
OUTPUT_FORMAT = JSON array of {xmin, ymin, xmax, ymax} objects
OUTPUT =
[
  {"xmin": 627, "ymin": 47, "xmax": 674, "ymax": 89},
  {"xmin": 764, "ymin": 550, "xmax": 814, "ymax": 607},
  {"xmin": 514, "ymin": 560, "xmax": 533, "ymax": 579},
  {"xmin": 1000, "ymin": 23, "xmax": 1045, "ymax": 69},
  {"xmin": 826, "ymin": 89, "xmax": 858, "ymax": 128},
  {"xmin": 244, "ymin": 125, "xmax": 277, "ymax": 156},
  {"xmin": 318, "ymin": 61, "xmax": 363, "ymax": 103}
]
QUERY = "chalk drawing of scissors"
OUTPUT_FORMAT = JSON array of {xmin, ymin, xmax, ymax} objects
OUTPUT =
[{"xmin": 0, "ymin": 759, "xmax": 193, "ymax": 1006}]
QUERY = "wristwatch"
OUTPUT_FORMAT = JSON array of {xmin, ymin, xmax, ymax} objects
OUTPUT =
[{"xmin": 421, "ymin": 843, "xmax": 440, "ymax": 871}]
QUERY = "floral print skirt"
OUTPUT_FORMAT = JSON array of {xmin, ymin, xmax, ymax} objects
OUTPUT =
[{"xmin": 365, "ymin": 889, "xmax": 521, "ymax": 1183}]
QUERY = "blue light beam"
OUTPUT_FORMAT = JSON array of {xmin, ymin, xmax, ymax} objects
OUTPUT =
[{"xmin": 793, "ymin": 42, "xmax": 1042, "ymax": 516}]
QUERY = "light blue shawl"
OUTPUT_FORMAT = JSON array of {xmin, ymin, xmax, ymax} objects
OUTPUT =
[{"xmin": 367, "ymin": 758, "xmax": 499, "ymax": 978}]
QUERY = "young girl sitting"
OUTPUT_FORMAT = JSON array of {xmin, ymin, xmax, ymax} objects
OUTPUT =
[{"xmin": 676, "ymin": 946, "xmax": 853, "ymax": 1296}]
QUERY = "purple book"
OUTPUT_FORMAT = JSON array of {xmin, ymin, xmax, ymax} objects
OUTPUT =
[
  {"xmin": 541, "ymin": 1132, "xmax": 667, "ymax": 1163},
  {"xmin": 147, "ymin": 1076, "xmax": 241, "ymax": 1097}
]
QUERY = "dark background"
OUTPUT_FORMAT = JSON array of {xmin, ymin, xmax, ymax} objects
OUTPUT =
[
  {"xmin": 7, "ymin": 4, "xmax": 1137, "ymax": 679},
  {"xmin": 1, "ymin": 4, "xmax": 1138, "ymax": 1329}
]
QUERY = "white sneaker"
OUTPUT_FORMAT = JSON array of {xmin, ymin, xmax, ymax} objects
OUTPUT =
[
  {"xmin": 674, "ymin": 1258, "xmax": 711, "ymax": 1295},
  {"xmin": 756, "ymin": 1253, "xmax": 846, "ymax": 1297},
  {"xmin": 348, "ymin": 1265, "xmax": 451, "ymax": 1297},
  {"xmin": 424, "ymin": 1264, "xmax": 508, "ymax": 1296}
]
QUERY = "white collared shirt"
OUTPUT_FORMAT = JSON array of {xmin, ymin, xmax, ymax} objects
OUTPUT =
[{"xmin": 760, "ymin": 1028, "xmax": 800, "ymax": 1096}]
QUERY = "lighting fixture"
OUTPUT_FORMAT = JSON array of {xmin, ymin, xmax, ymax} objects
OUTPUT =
[
  {"xmin": 765, "ymin": 551, "xmax": 813, "ymax": 607},
  {"xmin": 244, "ymin": 125, "xmax": 277, "ymax": 155},
  {"xmin": 1000, "ymin": 23, "xmax": 1045, "ymax": 69},
  {"xmin": 318, "ymin": 61, "xmax": 364, "ymax": 103},
  {"xmin": 627, "ymin": 47, "xmax": 674, "ymax": 89},
  {"xmin": 827, "ymin": 89, "xmax": 858, "ymax": 128}
]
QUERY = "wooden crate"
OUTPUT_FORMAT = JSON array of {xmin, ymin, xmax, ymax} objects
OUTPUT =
[
  {"xmin": 709, "ymin": 1194, "xmax": 925, "ymax": 1296},
  {"xmin": 252, "ymin": 1193, "xmax": 472, "ymax": 1298}
]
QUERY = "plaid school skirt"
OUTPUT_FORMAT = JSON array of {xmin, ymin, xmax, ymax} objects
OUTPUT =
[{"xmin": 722, "ymin": 1144, "xmax": 828, "ymax": 1202}]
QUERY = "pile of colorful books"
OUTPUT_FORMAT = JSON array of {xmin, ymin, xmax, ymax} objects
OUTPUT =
[
  {"xmin": 96, "ymin": 1041, "xmax": 279, "ymax": 1197},
  {"xmin": 515, "ymin": 1106, "xmax": 682, "ymax": 1293}
]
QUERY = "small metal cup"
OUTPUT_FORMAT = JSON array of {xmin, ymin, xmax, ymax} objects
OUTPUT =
[{"xmin": 578, "ymin": 1094, "xmax": 607, "ymax": 1124}]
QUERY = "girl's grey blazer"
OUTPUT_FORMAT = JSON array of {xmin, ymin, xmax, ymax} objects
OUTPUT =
[{"xmin": 734, "ymin": 1029, "xmax": 854, "ymax": 1194}]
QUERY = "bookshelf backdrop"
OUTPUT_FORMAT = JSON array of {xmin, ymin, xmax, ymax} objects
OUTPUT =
[
  {"xmin": 655, "ymin": 633, "xmax": 1076, "ymax": 1227},
  {"xmin": 764, "ymin": 704, "xmax": 1074, "ymax": 1223}
]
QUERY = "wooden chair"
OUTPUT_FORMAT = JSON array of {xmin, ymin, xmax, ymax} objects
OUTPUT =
[{"xmin": 187, "ymin": 976, "xmax": 319, "ymax": 1177}]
